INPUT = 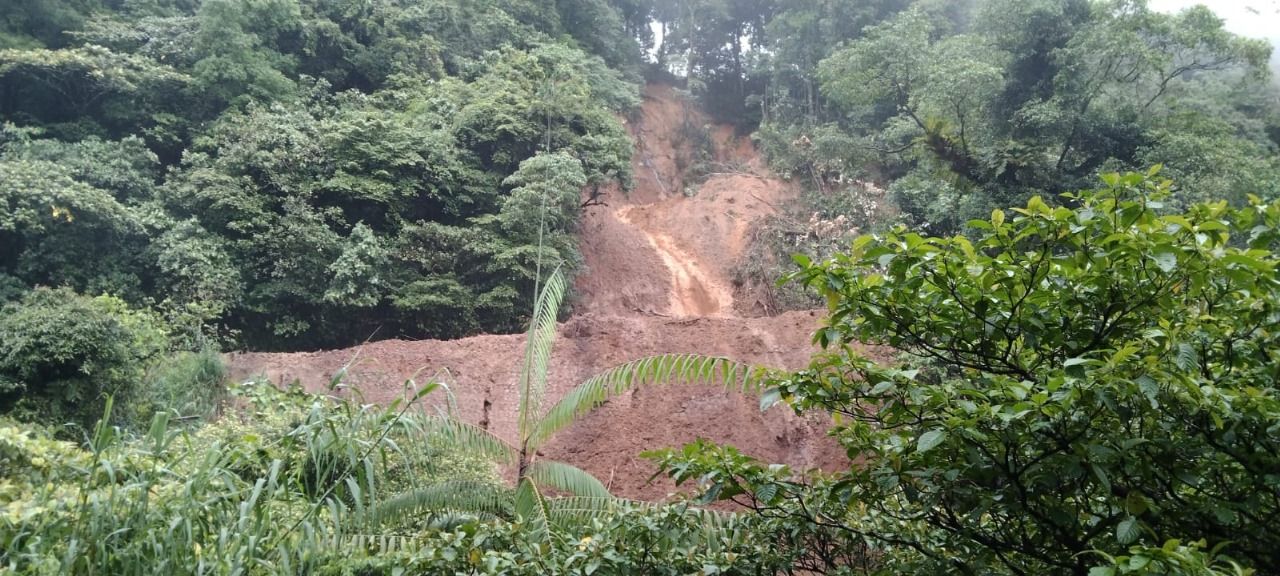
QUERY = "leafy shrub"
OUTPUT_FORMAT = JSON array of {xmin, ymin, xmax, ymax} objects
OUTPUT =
[
  {"xmin": 2, "ymin": 376, "xmax": 799, "ymax": 575},
  {"xmin": 316, "ymin": 504, "xmax": 793, "ymax": 576},
  {"xmin": 195, "ymin": 379, "xmax": 499, "ymax": 493},
  {"xmin": 661, "ymin": 171, "xmax": 1280, "ymax": 574},
  {"xmin": 0, "ymin": 288, "xmax": 166, "ymax": 429},
  {"xmin": 125, "ymin": 347, "xmax": 227, "ymax": 426},
  {"xmin": 886, "ymin": 169, "xmax": 994, "ymax": 233}
]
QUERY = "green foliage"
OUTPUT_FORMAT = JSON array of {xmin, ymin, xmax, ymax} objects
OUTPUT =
[
  {"xmin": 0, "ymin": 288, "xmax": 167, "ymax": 429},
  {"xmin": 657, "ymin": 171, "xmax": 1280, "ymax": 574},
  {"xmin": 734, "ymin": 182, "xmax": 885, "ymax": 312},
  {"xmin": 0, "ymin": 379, "xmax": 502, "ymax": 574},
  {"xmin": 191, "ymin": 0, "xmax": 301, "ymax": 104},
  {"xmin": 0, "ymin": 45, "xmax": 192, "ymax": 139},
  {"xmin": 644, "ymin": 439, "xmax": 878, "ymax": 574},
  {"xmin": 730, "ymin": 0, "xmax": 1280, "ymax": 320},
  {"xmin": 321, "ymin": 503, "xmax": 791, "ymax": 576},
  {"xmin": 0, "ymin": 0, "xmax": 642, "ymax": 351},
  {"xmin": 323, "ymin": 222, "xmax": 389, "ymax": 308},
  {"xmin": 127, "ymin": 347, "xmax": 227, "ymax": 425},
  {"xmin": 0, "ymin": 156, "xmax": 147, "ymax": 297},
  {"xmin": 2, "ymin": 369, "xmax": 794, "ymax": 574},
  {"xmin": 0, "ymin": 127, "xmax": 161, "ymax": 302},
  {"xmin": 152, "ymin": 56, "xmax": 631, "ymax": 347}
]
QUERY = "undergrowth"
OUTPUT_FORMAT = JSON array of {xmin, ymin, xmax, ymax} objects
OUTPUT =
[
  {"xmin": 734, "ymin": 183, "xmax": 894, "ymax": 313},
  {"xmin": 0, "ymin": 376, "xmax": 789, "ymax": 575}
]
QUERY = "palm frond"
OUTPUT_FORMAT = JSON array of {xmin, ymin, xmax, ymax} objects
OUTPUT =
[
  {"xmin": 339, "ymin": 533, "xmax": 423, "ymax": 553},
  {"xmin": 545, "ymin": 497, "xmax": 744, "ymax": 546},
  {"xmin": 514, "ymin": 478, "xmax": 551, "ymax": 542},
  {"xmin": 518, "ymin": 266, "xmax": 567, "ymax": 442},
  {"xmin": 526, "ymin": 460, "xmax": 611, "ymax": 498},
  {"xmin": 422, "ymin": 509, "xmax": 496, "ymax": 530},
  {"xmin": 528, "ymin": 354, "xmax": 772, "ymax": 451},
  {"xmin": 545, "ymin": 496, "xmax": 626, "ymax": 526},
  {"xmin": 363, "ymin": 480, "xmax": 513, "ymax": 528},
  {"xmin": 418, "ymin": 415, "xmax": 517, "ymax": 465}
]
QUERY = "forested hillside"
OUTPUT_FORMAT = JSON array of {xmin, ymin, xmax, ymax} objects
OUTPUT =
[
  {"xmin": 5, "ymin": 0, "xmax": 1278, "ymax": 350},
  {"xmin": 2, "ymin": 0, "xmax": 639, "ymax": 351},
  {"xmin": 4, "ymin": 0, "xmax": 1280, "ymax": 574}
]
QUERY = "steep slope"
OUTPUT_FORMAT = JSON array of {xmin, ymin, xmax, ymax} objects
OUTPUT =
[
  {"xmin": 229, "ymin": 83, "xmax": 851, "ymax": 500},
  {"xmin": 574, "ymin": 84, "xmax": 793, "ymax": 318}
]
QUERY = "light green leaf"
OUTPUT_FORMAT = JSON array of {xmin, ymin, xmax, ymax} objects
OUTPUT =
[
  {"xmin": 1175, "ymin": 342, "xmax": 1198, "ymax": 372},
  {"xmin": 1117, "ymin": 517, "xmax": 1141, "ymax": 545},
  {"xmin": 1150, "ymin": 249, "xmax": 1177, "ymax": 273},
  {"xmin": 917, "ymin": 429, "xmax": 946, "ymax": 453}
]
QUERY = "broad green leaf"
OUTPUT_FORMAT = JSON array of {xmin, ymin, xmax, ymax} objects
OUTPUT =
[
  {"xmin": 1150, "ymin": 249, "xmax": 1177, "ymax": 273},
  {"xmin": 1116, "ymin": 517, "xmax": 1141, "ymax": 545},
  {"xmin": 916, "ymin": 429, "xmax": 946, "ymax": 453}
]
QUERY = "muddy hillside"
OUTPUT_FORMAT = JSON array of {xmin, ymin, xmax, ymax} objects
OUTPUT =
[{"xmin": 229, "ymin": 84, "xmax": 850, "ymax": 500}]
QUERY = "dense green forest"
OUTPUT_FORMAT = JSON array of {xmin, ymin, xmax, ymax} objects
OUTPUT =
[
  {"xmin": 3, "ymin": 0, "xmax": 1280, "ymax": 573},
  {"xmin": 3, "ymin": 0, "xmax": 1278, "ymax": 352},
  {"xmin": 2, "ymin": 0, "xmax": 639, "ymax": 352}
]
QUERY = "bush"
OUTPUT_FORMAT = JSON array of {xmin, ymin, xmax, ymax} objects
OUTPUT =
[
  {"xmin": 0, "ymin": 379, "xmax": 508, "ymax": 574},
  {"xmin": 662, "ymin": 171, "xmax": 1280, "ymax": 574},
  {"xmin": 0, "ymin": 288, "xmax": 166, "ymax": 430},
  {"xmin": 315, "ymin": 504, "xmax": 791, "ymax": 576},
  {"xmin": 126, "ymin": 347, "xmax": 227, "ymax": 426}
]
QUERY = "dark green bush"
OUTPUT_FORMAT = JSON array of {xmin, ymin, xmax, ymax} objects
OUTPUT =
[
  {"xmin": 0, "ymin": 287, "xmax": 166, "ymax": 429},
  {"xmin": 126, "ymin": 347, "xmax": 226, "ymax": 425}
]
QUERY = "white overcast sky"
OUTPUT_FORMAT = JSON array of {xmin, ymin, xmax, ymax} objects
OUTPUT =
[
  {"xmin": 649, "ymin": 2, "xmax": 1280, "ymax": 67},
  {"xmin": 1151, "ymin": 0, "xmax": 1280, "ymax": 73},
  {"xmin": 1151, "ymin": 0, "xmax": 1280, "ymax": 42}
]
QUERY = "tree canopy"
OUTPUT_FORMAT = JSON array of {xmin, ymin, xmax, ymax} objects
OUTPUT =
[
  {"xmin": 636, "ymin": 0, "xmax": 1278, "ymax": 237},
  {"xmin": 0, "ymin": 0, "xmax": 643, "ymax": 350}
]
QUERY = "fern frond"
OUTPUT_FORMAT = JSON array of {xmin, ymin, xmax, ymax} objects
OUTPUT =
[
  {"xmin": 340, "ymin": 533, "xmax": 423, "ymax": 553},
  {"xmin": 514, "ymin": 478, "xmax": 551, "ymax": 542},
  {"xmin": 519, "ymin": 267, "xmax": 567, "ymax": 442},
  {"xmin": 545, "ymin": 497, "xmax": 744, "ymax": 546},
  {"xmin": 545, "ymin": 496, "xmax": 625, "ymax": 526},
  {"xmin": 422, "ymin": 509, "xmax": 497, "ymax": 530},
  {"xmin": 364, "ymin": 480, "xmax": 513, "ymax": 528},
  {"xmin": 529, "ymin": 354, "xmax": 772, "ymax": 451},
  {"xmin": 418, "ymin": 415, "xmax": 517, "ymax": 465},
  {"xmin": 526, "ymin": 460, "xmax": 611, "ymax": 498}
]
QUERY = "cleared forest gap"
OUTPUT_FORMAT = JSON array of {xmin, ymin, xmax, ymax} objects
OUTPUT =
[{"xmin": 228, "ymin": 82, "xmax": 848, "ymax": 499}]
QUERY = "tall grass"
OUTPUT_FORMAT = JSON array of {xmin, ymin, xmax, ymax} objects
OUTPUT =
[
  {"xmin": 0, "ymin": 377, "xmax": 496, "ymax": 575},
  {"xmin": 125, "ymin": 348, "xmax": 228, "ymax": 427},
  {"xmin": 1, "ymin": 373, "xmax": 778, "ymax": 575}
]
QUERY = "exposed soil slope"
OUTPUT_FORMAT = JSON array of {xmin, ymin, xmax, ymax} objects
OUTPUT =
[
  {"xmin": 229, "ymin": 83, "xmax": 849, "ymax": 500},
  {"xmin": 230, "ymin": 312, "xmax": 845, "ymax": 499},
  {"xmin": 575, "ymin": 84, "xmax": 794, "ymax": 318}
]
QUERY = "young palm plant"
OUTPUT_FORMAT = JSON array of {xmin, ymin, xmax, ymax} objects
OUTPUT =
[{"xmin": 368, "ymin": 266, "xmax": 773, "ymax": 536}]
